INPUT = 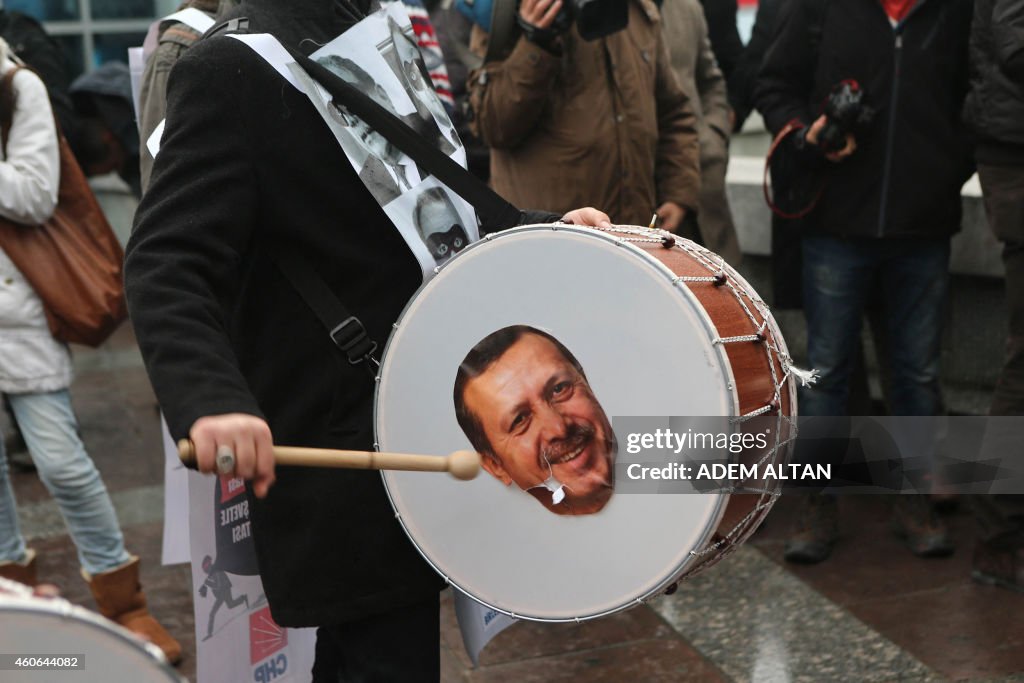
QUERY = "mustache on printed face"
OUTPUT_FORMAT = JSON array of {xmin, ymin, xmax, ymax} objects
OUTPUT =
[{"xmin": 539, "ymin": 422, "xmax": 597, "ymax": 468}]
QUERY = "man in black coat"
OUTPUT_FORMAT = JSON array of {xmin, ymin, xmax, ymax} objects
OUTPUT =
[
  {"xmin": 966, "ymin": 0, "xmax": 1024, "ymax": 418},
  {"xmin": 964, "ymin": 0, "xmax": 1024, "ymax": 593},
  {"xmin": 125, "ymin": 0, "xmax": 608, "ymax": 678},
  {"xmin": 755, "ymin": 0, "xmax": 973, "ymax": 564}
]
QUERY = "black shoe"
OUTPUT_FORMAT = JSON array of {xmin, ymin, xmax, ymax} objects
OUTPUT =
[
  {"xmin": 6, "ymin": 450, "xmax": 34, "ymax": 473},
  {"xmin": 5, "ymin": 430, "xmax": 34, "ymax": 472},
  {"xmin": 930, "ymin": 492, "xmax": 961, "ymax": 514},
  {"xmin": 784, "ymin": 494, "xmax": 839, "ymax": 564},
  {"xmin": 891, "ymin": 496, "xmax": 955, "ymax": 558},
  {"xmin": 971, "ymin": 530, "xmax": 1024, "ymax": 593}
]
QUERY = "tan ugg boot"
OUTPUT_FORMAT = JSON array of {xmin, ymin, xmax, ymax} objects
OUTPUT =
[
  {"xmin": 0, "ymin": 548, "xmax": 37, "ymax": 586},
  {"xmin": 82, "ymin": 556, "xmax": 182, "ymax": 665}
]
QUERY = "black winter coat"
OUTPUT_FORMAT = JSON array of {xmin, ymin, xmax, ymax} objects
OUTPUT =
[
  {"xmin": 126, "ymin": 1, "xmax": 552, "ymax": 627},
  {"xmin": 755, "ymin": 0, "xmax": 974, "ymax": 239},
  {"xmin": 964, "ymin": 0, "xmax": 1024, "ymax": 164}
]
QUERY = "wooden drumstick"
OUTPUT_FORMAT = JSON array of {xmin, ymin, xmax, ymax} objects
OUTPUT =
[{"xmin": 177, "ymin": 440, "xmax": 481, "ymax": 481}]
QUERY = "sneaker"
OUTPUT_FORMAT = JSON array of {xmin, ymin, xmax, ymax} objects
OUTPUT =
[
  {"xmin": 891, "ymin": 496, "xmax": 955, "ymax": 558},
  {"xmin": 971, "ymin": 530, "xmax": 1024, "ymax": 593},
  {"xmin": 784, "ymin": 494, "xmax": 839, "ymax": 564}
]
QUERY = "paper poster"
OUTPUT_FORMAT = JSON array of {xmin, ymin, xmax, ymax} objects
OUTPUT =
[
  {"xmin": 453, "ymin": 592, "xmax": 515, "ymax": 667},
  {"xmin": 188, "ymin": 470, "xmax": 316, "ymax": 683},
  {"xmin": 160, "ymin": 417, "xmax": 190, "ymax": 566},
  {"xmin": 291, "ymin": 3, "xmax": 478, "ymax": 282}
]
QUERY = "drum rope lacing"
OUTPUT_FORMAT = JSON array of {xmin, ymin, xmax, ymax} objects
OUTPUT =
[{"xmin": 594, "ymin": 224, "xmax": 813, "ymax": 567}]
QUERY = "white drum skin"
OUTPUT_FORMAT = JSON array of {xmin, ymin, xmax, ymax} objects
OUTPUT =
[
  {"xmin": 376, "ymin": 225, "xmax": 797, "ymax": 622},
  {"xmin": 0, "ymin": 577, "xmax": 184, "ymax": 682}
]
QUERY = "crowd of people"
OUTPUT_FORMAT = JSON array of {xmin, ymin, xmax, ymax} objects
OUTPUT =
[{"xmin": 0, "ymin": 0, "xmax": 1020, "ymax": 679}]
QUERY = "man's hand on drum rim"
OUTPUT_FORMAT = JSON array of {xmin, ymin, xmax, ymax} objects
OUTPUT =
[
  {"xmin": 190, "ymin": 413, "xmax": 276, "ymax": 498},
  {"xmin": 561, "ymin": 207, "xmax": 612, "ymax": 229},
  {"xmin": 655, "ymin": 201, "xmax": 687, "ymax": 233}
]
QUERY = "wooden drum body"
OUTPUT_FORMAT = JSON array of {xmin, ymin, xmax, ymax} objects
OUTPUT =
[{"xmin": 375, "ymin": 224, "xmax": 797, "ymax": 621}]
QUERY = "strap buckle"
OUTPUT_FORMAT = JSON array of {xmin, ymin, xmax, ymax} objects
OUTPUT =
[{"xmin": 330, "ymin": 317, "xmax": 378, "ymax": 366}]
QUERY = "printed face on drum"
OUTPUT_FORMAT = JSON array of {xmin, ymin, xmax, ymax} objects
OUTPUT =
[{"xmin": 454, "ymin": 327, "xmax": 616, "ymax": 515}]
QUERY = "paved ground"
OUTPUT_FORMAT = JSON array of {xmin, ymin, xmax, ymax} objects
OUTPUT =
[{"xmin": 5, "ymin": 324, "xmax": 1023, "ymax": 682}]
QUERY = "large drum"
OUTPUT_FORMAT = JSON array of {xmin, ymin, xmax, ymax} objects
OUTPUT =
[
  {"xmin": 376, "ymin": 224, "xmax": 797, "ymax": 621},
  {"xmin": 0, "ymin": 577, "xmax": 185, "ymax": 682}
]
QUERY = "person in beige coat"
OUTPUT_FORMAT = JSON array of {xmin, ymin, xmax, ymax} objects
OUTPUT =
[
  {"xmin": 467, "ymin": 0, "xmax": 700, "ymax": 231},
  {"xmin": 661, "ymin": 0, "xmax": 741, "ymax": 264}
]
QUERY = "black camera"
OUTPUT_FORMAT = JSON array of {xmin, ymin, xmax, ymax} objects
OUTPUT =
[
  {"xmin": 817, "ymin": 80, "xmax": 875, "ymax": 153},
  {"xmin": 548, "ymin": 0, "xmax": 629, "ymax": 41}
]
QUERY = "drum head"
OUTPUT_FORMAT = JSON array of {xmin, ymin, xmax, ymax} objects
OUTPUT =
[
  {"xmin": 377, "ymin": 226, "xmax": 736, "ymax": 621},
  {"xmin": 0, "ymin": 592, "xmax": 182, "ymax": 682}
]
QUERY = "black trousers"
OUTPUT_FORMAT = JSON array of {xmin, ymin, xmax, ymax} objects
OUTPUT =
[
  {"xmin": 311, "ymin": 593, "xmax": 440, "ymax": 683},
  {"xmin": 975, "ymin": 163, "xmax": 1024, "ymax": 540},
  {"xmin": 979, "ymin": 163, "xmax": 1024, "ymax": 416}
]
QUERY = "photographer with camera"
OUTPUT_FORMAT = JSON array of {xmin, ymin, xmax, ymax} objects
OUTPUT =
[
  {"xmin": 466, "ymin": 0, "xmax": 700, "ymax": 232},
  {"xmin": 755, "ymin": 0, "xmax": 974, "ymax": 565}
]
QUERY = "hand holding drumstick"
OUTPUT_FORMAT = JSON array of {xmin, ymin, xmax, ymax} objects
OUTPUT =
[{"xmin": 181, "ymin": 413, "xmax": 480, "ymax": 498}]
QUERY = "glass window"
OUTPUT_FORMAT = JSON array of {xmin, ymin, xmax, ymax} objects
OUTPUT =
[
  {"xmin": 92, "ymin": 32, "xmax": 147, "ymax": 68},
  {"xmin": 154, "ymin": 0, "xmax": 180, "ymax": 16},
  {"xmin": 91, "ymin": 0, "xmax": 159, "ymax": 20},
  {"xmin": 6, "ymin": 0, "xmax": 81, "ymax": 21}
]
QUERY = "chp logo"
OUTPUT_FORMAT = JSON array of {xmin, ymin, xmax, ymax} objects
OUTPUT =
[
  {"xmin": 220, "ymin": 475, "xmax": 246, "ymax": 503},
  {"xmin": 250, "ymin": 606, "xmax": 289, "ymax": 681}
]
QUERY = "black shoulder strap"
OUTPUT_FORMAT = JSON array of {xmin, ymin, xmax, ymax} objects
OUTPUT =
[
  {"xmin": 273, "ymin": 248, "xmax": 379, "ymax": 370},
  {"xmin": 291, "ymin": 50, "xmax": 523, "ymax": 232},
  {"xmin": 280, "ymin": 51, "xmax": 524, "ymax": 371},
  {"xmin": 195, "ymin": 18, "xmax": 382, "ymax": 368},
  {"xmin": 204, "ymin": 17, "xmax": 249, "ymax": 40},
  {"xmin": 200, "ymin": 18, "xmax": 383, "ymax": 370},
  {"xmin": 223, "ymin": 32, "xmax": 523, "ymax": 370}
]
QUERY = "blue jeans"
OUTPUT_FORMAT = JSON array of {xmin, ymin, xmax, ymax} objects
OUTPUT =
[
  {"xmin": 800, "ymin": 235, "xmax": 950, "ymax": 418},
  {"xmin": 0, "ymin": 389, "xmax": 130, "ymax": 575}
]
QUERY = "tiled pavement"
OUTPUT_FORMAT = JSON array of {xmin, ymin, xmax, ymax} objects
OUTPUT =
[{"xmin": 6, "ymin": 325, "xmax": 1023, "ymax": 682}]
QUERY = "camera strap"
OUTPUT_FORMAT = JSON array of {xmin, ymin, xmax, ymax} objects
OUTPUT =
[{"xmin": 763, "ymin": 118, "xmax": 825, "ymax": 220}]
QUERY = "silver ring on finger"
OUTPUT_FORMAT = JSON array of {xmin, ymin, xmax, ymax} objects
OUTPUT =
[{"xmin": 215, "ymin": 444, "xmax": 236, "ymax": 476}]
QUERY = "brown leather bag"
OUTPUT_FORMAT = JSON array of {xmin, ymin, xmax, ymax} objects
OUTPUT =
[{"xmin": 0, "ymin": 66, "xmax": 127, "ymax": 347}]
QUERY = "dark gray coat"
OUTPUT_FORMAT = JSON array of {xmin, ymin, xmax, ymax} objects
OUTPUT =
[{"xmin": 964, "ymin": 0, "xmax": 1024, "ymax": 164}]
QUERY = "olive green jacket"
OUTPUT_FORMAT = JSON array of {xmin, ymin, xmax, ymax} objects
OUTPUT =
[{"xmin": 138, "ymin": 0, "xmax": 236, "ymax": 191}]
